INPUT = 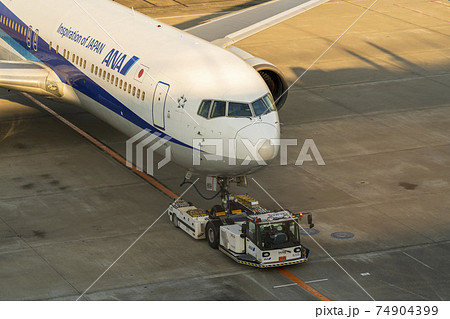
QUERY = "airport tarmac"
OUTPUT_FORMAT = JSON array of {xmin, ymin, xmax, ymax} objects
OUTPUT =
[{"xmin": 0, "ymin": 0, "xmax": 449, "ymax": 300}]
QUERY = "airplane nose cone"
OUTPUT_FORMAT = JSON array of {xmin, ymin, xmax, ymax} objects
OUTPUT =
[
  {"xmin": 258, "ymin": 138, "xmax": 276, "ymax": 160},
  {"xmin": 235, "ymin": 123, "xmax": 280, "ymax": 162}
]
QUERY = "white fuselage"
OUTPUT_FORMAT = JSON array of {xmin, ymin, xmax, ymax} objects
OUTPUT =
[{"xmin": 0, "ymin": 0, "xmax": 281, "ymax": 176}]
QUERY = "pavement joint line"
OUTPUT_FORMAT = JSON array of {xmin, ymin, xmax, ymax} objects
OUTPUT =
[
  {"xmin": 0, "ymin": 215, "xmax": 82, "ymax": 297},
  {"xmin": 403, "ymin": 252, "xmax": 434, "ymax": 270},
  {"xmin": 306, "ymin": 239, "xmax": 450, "ymax": 265},
  {"xmin": 274, "ymin": 0, "xmax": 380, "ymax": 106},
  {"xmin": 76, "ymin": 178, "xmax": 199, "ymax": 301},
  {"xmin": 0, "ymin": 181, "xmax": 148, "ymax": 203},
  {"xmin": 393, "ymin": 3, "xmax": 450, "ymax": 24},
  {"xmin": 252, "ymin": 177, "xmax": 375, "ymax": 301},
  {"xmin": 21, "ymin": 92, "xmax": 179, "ymax": 200},
  {"xmin": 294, "ymin": 72, "xmax": 450, "ymax": 91},
  {"xmin": 344, "ymin": 0, "xmax": 450, "ymax": 38},
  {"xmin": 51, "ymin": 269, "xmax": 258, "ymax": 300}
]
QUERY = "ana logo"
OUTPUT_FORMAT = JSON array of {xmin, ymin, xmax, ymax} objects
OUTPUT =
[{"xmin": 102, "ymin": 48, "xmax": 139, "ymax": 76}]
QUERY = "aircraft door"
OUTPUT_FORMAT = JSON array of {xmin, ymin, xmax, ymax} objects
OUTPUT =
[{"xmin": 152, "ymin": 81, "xmax": 170, "ymax": 130}]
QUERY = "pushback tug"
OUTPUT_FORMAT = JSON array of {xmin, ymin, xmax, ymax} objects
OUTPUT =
[{"xmin": 168, "ymin": 179, "xmax": 314, "ymax": 268}]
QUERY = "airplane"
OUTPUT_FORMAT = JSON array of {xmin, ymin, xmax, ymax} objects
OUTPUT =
[{"xmin": 0, "ymin": 0, "xmax": 328, "ymax": 194}]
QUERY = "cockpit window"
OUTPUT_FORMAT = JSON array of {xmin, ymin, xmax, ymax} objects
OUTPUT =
[
  {"xmin": 252, "ymin": 94, "xmax": 276, "ymax": 116},
  {"xmin": 252, "ymin": 98, "xmax": 268, "ymax": 116},
  {"xmin": 198, "ymin": 100, "xmax": 212, "ymax": 118},
  {"xmin": 228, "ymin": 102, "xmax": 252, "ymax": 117},
  {"xmin": 210, "ymin": 101, "xmax": 226, "ymax": 118},
  {"xmin": 197, "ymin": 94, "xmax": 276, "ymax": 119},
  {"xmin": 263, "ymin": 94, "xmax": 276, "ymax": 112}
]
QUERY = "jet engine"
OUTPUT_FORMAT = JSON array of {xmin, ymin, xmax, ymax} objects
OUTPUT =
[{"xmin": 227, "ymin": 46, "xmax": 288, "ymax": 110}]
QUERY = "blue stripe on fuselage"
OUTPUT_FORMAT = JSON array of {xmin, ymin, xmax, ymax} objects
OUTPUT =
[
  {"xmin": 0, "ymin": 2, "xmax": 193, "ymax": 150},
  {"xmin": 120, "ymin": 55, "xmax": 139, "ymax": 76}
]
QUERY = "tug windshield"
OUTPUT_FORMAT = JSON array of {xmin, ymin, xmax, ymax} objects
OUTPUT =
[{"xmin": 257, "ymin": 220, "xmax": 300, "ymax": 250}]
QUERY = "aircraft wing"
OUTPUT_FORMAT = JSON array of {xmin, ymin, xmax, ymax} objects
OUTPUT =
[
  {"xmin": 185, "ymin": 0, "xmax": 329, "ymax": 47},
  {"xmin": 0, "ymin": 60, "xmax": 63, "ymax": 97}
]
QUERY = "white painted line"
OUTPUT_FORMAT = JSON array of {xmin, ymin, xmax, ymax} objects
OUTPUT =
[
  {"xmin": 305, "ymin": 278, "xmax": 329, "ymax": 284},
  {"xmin": 403, "ymin": 252, "xmax": 434, "ymax": 270},
  {"xmin": 273, "ymin": 283, "xmax": 297, "ymax": 289},
  {"xmin": 361, "ymin": 272, "xmax": 371, "ymax": 276},
  {"xmin": 273, "ymin": 278, "xmax": 328, "ymax": 288}
]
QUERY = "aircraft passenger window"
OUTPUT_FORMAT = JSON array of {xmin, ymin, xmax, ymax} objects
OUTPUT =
[
  {"xmin": 107, "ymin": 73, "xmax": 110, "ymax": 82},
  {"xmin": 72, "ymin": 54, "xmax": 75, "ymax": 63},
  {"xmin": 99, "ymin": 68, "xmax": 102, "ymax": 77},
  {"xmin": 197, "ymin": 100, "xmax": 211, "ymax": 118},
  {"xmin": 132, "ymin": 87, "xmax": 136, "ymax": 96},
  {"xmin": 76, "ymin": 56, "xmax": 79, "ymax": 65},
  {"xmin": 33, "ymin": 30, "xmax": 39, "ymax": 51},
  {"xmin": 95, "ymin": 66, "xmax": 98, "ymax": 76},
  {"xmin": 123, "ymin": 82, "xmax": 127, "ymax": 91},
  {"xmin": 103, "ymin": 71, "xmax": 106, "ymax": 80},
  {"xmin": 67, "ymin": 51, "xmax": 70, "ymax": 59},
  {"xmin": 63, "ymin": 49, "xmax": 66, "ymax": 57},
  {"xmin": 49, "ymin": 41, "xmax": 52, "ymax": 51},
  {"xmin": 128, "ymin": 84, "xmax": 131, "ymax": 94},
  {"xmin": 119, "ymin": 80, "xmax": 123, "ymax": 89},
  {"xmin": 142, "ymin": 92, "xmax": 145, "ymax": 101},
  {"xmin": 56, "ymin": 45, "xmax": 59, "ymax": 55},
  {"xmin": 115, "ymin": 78, "xmax": 119, "ymax": 87},
  {"xmin": 210, "ymin": 101, "xmax": 226, "ymax": 118},
  {"xmin": 91, "ymin": 64, "xmax": 94, "ymax": 73},
  {"xmin": 228, "ymin": 102, "xmax": 252, "ymax": 117},
  {"xmin": 111, "ymin": 75, "xmax": 115, "ymax": 84},
  {"xmin": 137, "ymin": 89, "xmax": 141, "ymax": 99}
]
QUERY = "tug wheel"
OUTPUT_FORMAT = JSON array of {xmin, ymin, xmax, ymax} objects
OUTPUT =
[{"xmin": 205, "ymin": 221, "xmax": 220, "ymax": 249}]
